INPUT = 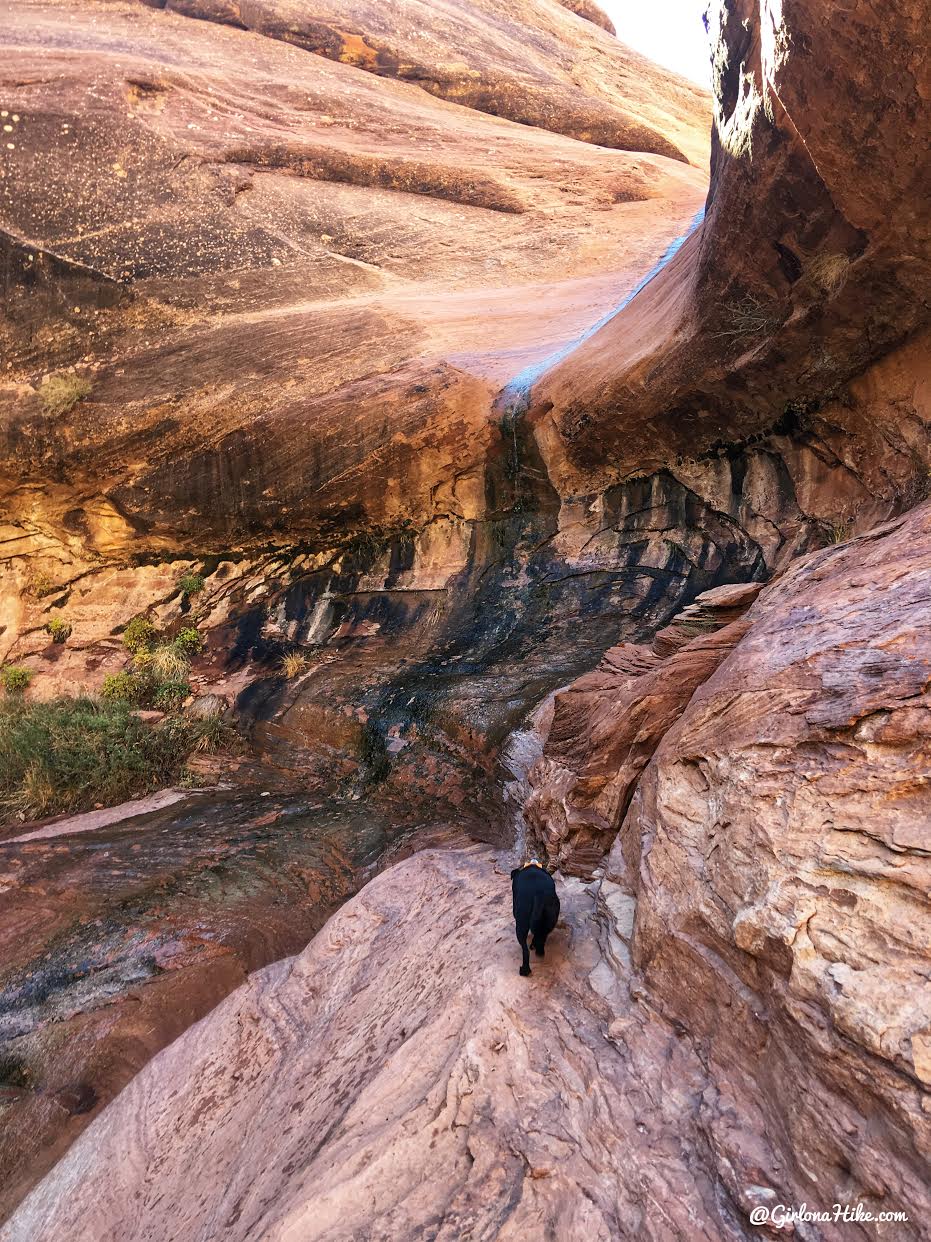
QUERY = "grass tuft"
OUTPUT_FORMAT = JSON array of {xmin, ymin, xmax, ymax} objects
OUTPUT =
[
  {"xmin": 807, "ymin": 252, "xmax": 850, "ymax": 296},
  {"xmin": 826, "ymin": 519, "xmax": 853, "ymax": 545},
  {"xmin": 138, "ymin": 644, "xmax": 190, "ymax": 682},
  {"xmin": 0, "ymin": 696, "xmax": 237, "ymax": 821},
  {"xmin": 280, "ymin": 651, "xmax": 311, "ymax": 679}
]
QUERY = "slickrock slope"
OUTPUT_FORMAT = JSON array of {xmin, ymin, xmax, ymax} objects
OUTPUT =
[
  {"xmin": 9, "ymin": 501, "xmax": 929, "ymax": 1242},
  {"xmin": 154, "ymin": 0, "xmax": 702, "ymax": 162},
  {"xmin": 0, "ymin": 847, "xmax": 759, "ymax": 1242},
  {"xmin": 556, "ymin": 0, "xmax": 616, "ymax": 36},
  {"xmin": 0, "ymin": 0, "xmax": 717, "ymax": 713},
  {"xmin": 0, "ymin": 788, "xmax": 465, "ymax": 1221},
  {"xmin": 0, "ymin": 2, "xmax": 719, "ymax": 1213},
  {"xmin": 3, "ymin": 0, "xmax": 931, "ymax": 1232}
]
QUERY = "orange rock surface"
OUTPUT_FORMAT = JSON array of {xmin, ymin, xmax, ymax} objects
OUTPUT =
[
  {"xmin": 1, "ymin": 0, "xmax": 931, "ymax": 1234},
  {"xmin": 8, "ymin": 503, "xmax": 929, "ymax": 1242}
]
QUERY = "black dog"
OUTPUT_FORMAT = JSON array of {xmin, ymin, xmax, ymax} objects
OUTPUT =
[{"xmin": 511, "ymin": 861, "xmax": 559, "ymax": 976}]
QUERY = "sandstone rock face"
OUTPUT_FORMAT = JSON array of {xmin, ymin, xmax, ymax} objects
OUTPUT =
[
  {"xmin": 556, "ymin": 0, "xmax": 616, "ymax": 36},
  {"xmin": 614, "ymin": 501, "xmax": 931, "ymax": 1231},
  {"xmin": 0, "ymin": 0, "xmax": 707, "ymax": 547},
  {"xmin": 0, "ymin": 848, "xmax": 761, "ymax": 1242},
  {"xmin": 533, "ymin": 0, "xmax": 931, "ymax": 493},
  {"xmin": 3, "ymin": 0, "xmax": 931, "ymax": 1231},
  {"xmin": 0, "ymin": 787, "xmax": 459, "ymax": 1221},
  {"xmin": 523, "ymin": 581, "xmax": 762, "ymax": 874},
  {"xmin": 9, "ymin": 504, "xmax": 929, "ymax": 1242},
  {"xmin": 159, "ymin": 0, "xmax": 698, "ymax": 159},
  {"xmin": 0, "ymin": 5, "xmax": 722, "ymax": 1211}
]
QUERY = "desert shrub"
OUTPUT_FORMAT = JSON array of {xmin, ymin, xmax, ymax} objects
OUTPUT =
[
  {"xmin": 100, "ymin": 671, "xmax": 140, "ymax": 703},
  {"xmin": 0, "ymin": 1050, "xmax": 33, "ymax": 1089},
  {"xmin": 151, "ymin": 680, "xmax": 190, "ymax": 710},
  {"xmin": 106, "ymin": 636, "xmax": 196, "ymax": 710},
  {"xmin": 39, "ymin": 373, "xmax": 92, "ymax": 417},
  {"xmin": 807, "ymin": 252, "xmax": 850, "ymax": 296},
  {"xmin": 25, "ymin": 571, "xmax": 58, "ymax": 599},
  {"xmin": 45, "ymin": 616, "xmax": 72, "ymax": 643},
  {"xmin": 1, "ymin": 667, "xmax": 33, "ymax": 695},
  {"xmin": 122, "ymin": 616, "xmax": 159, "ymax": 654},
  {"xmin": 713, "ymin": 292, "xmax": 779, "ymax": 340},
  {"xmin": 826, "ymin": 519, "xmax": 853, "ymax": 545},
  {"xmin": 174, "ymin": 626, "xmax": 204, "ymax": 656},
  {"xmin": 177, "ymin": 572, "xmax": 204, "ymax": 597},
  {"xmin": 280, "ymin": 651, "xmax": 310, "ymax": 678},
  {"xmin": 0, "ymin": 696, "xmax": 236, "ymax": 821}
]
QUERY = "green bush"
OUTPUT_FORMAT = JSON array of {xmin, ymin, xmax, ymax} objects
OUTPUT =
[
  {"xmin": 45, "ymin": 616, "xmax": 72, "ymax": 644},
  {"xmin": 151, "ymin": 680, "xmax": 190, "ymax": 710},
  {"xmin": 0, "ymin": 696, "xmax": 236, "ymax": 820},
  {"xmin": 174, "ymin": 627, "xmax": 204, "ymax": 656},
  {"xmin": 1, "ymin": 667, "xmax": 33, "ymax": 695},
  {"xmin": 102, "ymin": 666, "xmax": 190, "ymax": 711},
  {"xmin": 101, "ymin": 671, "xmax": 140, "ymax": 703},
  {"xmin": 177, "ymin": 572, "xmax": 204, "ymax": 597},
  {"xmin": 122, "ymin": 616, "xmax": 159, "ymax": 654}
]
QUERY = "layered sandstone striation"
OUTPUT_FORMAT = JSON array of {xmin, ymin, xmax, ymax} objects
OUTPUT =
[
  {"xmin": 617, "ymin": 503, "xmax": 931, "ymax": 1231},
  {"xmin": 154, "ymin": 0, "xmax": 697, "ymax": 160},
  {"xmin": 2, "ymin": 0, "xmax": 931, "ymax": 1232},
  {"xmin": 9, "ymin": 500, "xmax": 929, "ymax": 1242},
  {"xmin": 522, "ymin": 581, "xmax": 762, "ymax": 874}
]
